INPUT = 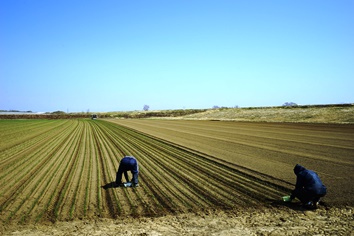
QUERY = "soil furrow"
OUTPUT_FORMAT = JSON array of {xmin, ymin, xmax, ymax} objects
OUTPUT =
[{"xmin": 2, "ymin": 118, "xmax": 352, "ymax": 226}]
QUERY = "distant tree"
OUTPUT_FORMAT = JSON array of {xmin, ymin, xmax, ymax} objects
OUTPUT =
[
  {"xmin": 212, "ymin": 105, "xmax": 220, "ymax": 109},
  {"xmin": 143, "ymin": 105, "xmax": 150, "ymax": 111},
  {"xmin": 283, "ymin": 102, "xmax": 298, "ymax": 107},
  {"xmin": 51, "ymin": 111, "xmax": 66, "ymax": 114}
]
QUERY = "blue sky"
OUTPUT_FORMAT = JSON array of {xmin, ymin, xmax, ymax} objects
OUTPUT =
[{"xmin": 1, "ymin": 0, "xmax": 353, "ymax": 112}]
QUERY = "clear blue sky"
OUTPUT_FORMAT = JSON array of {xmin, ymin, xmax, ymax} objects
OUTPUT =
[{"xmin": 1, "ymin": 0, "xmax": 353, "ymax": 112}]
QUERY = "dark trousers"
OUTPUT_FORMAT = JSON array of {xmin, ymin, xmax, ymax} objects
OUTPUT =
[
  {"xmin": 292, "ymin": 188, "xmax": 326, "ymax": 204},
  {"xmin": 115, "ymin": 158, "xmax": 139, "ymax": 184}
]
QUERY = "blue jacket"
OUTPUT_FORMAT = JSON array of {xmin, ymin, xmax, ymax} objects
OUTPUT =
[{"xmin": 294, "ymin": 164, "xmax": 327, "ymax": 195}]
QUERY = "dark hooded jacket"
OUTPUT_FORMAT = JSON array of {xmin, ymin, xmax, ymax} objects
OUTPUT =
[{"xmin": 294, "ymin": 164, "xmax": 327, "ymax": 195}]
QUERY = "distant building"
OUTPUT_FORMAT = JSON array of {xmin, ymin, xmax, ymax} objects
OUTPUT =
[{"xmin": 91, "ymin": 114, "xmax": 98, "ymax": 120}]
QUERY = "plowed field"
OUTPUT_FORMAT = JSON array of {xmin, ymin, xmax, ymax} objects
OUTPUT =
[
  {"xmin": 1, "ymin": 119, "xmax": 354, "ymax": 235},
  {"xmin": 108, "ymin": 119, "xmax": 354, "ymax": 206}
]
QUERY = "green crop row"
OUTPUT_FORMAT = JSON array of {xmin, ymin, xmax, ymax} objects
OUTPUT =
[{"xmin": 0, "ymin": 119, "xmax": 290, "ymax": 224}]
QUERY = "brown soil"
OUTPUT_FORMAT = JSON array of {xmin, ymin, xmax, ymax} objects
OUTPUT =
[
  {"xmin": 2, "ymin": 207, "xmax": 353, "ymax": 235},
  {"xmin": 109, "ymin": 120, "xmax": 354, "ymax": 207},
  {"xmin": 1, "ymin": 120, "xmax": 354, "ymax": 235}
]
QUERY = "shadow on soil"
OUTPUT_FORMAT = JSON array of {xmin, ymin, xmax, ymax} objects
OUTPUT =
[
  {"xmin": 101, "ymin": 182, "xmax": 137, "ymax": 190},
  {"xmin": 101, "ymin": 182, "xmax": 120, "ymax": 190},
  {"xmin": 270, "ymin": 199, "xmax": 330, "ymax": 212}
]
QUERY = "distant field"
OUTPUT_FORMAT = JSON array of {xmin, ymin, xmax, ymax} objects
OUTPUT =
[{"xmin": 172, "ymin": 104, "xmax": 354, "ymax": 123}]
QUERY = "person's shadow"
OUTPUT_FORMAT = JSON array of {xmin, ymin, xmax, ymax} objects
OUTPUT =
[
  {"xmin": 101, "ymin": 182, "xmax": 121, "ymax": 190},
  {"xmin": 270, "ymin": 199, "xmax": 329, "ymax": 211}
]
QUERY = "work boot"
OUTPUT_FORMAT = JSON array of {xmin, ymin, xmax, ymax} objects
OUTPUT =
[
  {"xmin": 313, "ymin": 200, "xmax": 321, "ymax": 209},
  {"xmin": 303, "ymin": 201, "xmax": 314, "ymax": 209}
]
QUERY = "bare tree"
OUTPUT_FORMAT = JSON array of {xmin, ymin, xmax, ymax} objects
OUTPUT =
[
  {"xmin": 283, "ymin": 102, "xmax": 298, "ymax": 107},
  {"xmin": 143, "ymin": 105, "xmax": 150, "ymax": 111}
]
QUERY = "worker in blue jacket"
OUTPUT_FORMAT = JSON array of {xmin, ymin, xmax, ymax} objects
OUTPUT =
[
  {"xmin": 290, "ymin": 164, "xmax": 327, "ymax": 208},
  {"xmin": 115, "ymin": 156, "xmax": 139, "ymax": 187}
]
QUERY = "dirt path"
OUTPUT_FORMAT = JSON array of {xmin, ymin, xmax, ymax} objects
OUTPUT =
[{"xmin": 2, "ymin": 206, "xmax": 353, "ymax": 235}]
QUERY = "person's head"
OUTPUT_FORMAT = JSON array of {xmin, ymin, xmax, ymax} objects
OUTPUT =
[{"xmin": 294, "ymin": 164, "xmax": 306, "ymax": 175}]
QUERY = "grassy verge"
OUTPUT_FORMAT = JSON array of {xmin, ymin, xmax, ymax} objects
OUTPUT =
[{"xmin": 176, "ymin": 104, "xmax": 354, "ymax": 124}]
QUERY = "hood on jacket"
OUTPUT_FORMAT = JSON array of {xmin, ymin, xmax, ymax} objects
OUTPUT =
[{"xmin": 294, "ymin": 164, "xmax": 306, "ymax": 175}]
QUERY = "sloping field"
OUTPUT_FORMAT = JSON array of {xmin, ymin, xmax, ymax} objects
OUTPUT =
[
  {"xmin": 108, "ymin": 119, "xmax": 354, "ymax": 206},
  {"xmin": 0, "ymin": 119, "xmax": 291, "ymax": 226},
  {"xmin": 181, "ymin": 105, "xmax": 354, "ymax": 123}
]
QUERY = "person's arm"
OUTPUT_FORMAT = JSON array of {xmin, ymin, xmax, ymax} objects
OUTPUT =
[
  {"xmin": 290, "ymin": 176, "xmax": 304, "ymax": 199},
  {"xmin": 124, "ymin": 171, "xmax": 129, "ymax": 182},
  {"xmin": 294, "ymin": 176, "xmax": 303, "ymax": 190}
]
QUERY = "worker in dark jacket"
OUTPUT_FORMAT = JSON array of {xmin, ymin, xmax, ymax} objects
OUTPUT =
[
  {"xmin": 115, "ymin": 156, "xmax": 139, "ymax": 187},
  {"xmin": 290, "ymin": 164, "xmax": 327, "ymax": 208}
]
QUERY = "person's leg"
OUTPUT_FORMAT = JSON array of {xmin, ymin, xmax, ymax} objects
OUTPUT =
[
  {"xmin": 313, "ymin": 196, "xmax": 320, "ymax": 203},
  {"xmin": 312, "ymin": 193, "xmax": 326, "ymax": 208},
  {"xmin": 117, "ymin": 157, "xmax": 131, "ymax": 184},
  {"xmin": 127, "ymin": 157, "xmax": 139, "ymax": 186},
  {"xmin": 292, "ymin": 189, "xmax": 312, "ymax": 204},
  {"xmin": 132, "ymin": 172, "xmax": 139, "ymax": 186},
  {"xmin": 124, "ymin": 171, "xmax": 129, "ymax": 183},
  {"xmin": 300, "ymin": 190, "xmax": 322, "ymax": 209},
  {"xmin": 115, "ymin": 164, "xmax": 124, "ymax": 185}
]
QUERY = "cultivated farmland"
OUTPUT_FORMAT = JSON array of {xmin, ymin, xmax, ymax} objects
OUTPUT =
[
  {"xmin": 109, "ymin": 119, "xmax": 354, "ymax": 206},
  {"xmin": 0, "ymin": 119, "xmax": 289, "ymax": 224},
  {"xmin": 1, "ymin": 119, "xmax": 354, "ymax": 235}
]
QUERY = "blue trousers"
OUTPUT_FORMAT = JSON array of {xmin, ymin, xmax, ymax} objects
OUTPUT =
[{"xmin": 115, "ymin": 156, "xmax": 139, "ymax": 185}]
